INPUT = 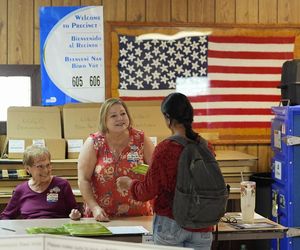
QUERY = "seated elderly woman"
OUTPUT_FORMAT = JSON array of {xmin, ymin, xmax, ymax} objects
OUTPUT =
[{"xmin": 0, "ymin": 145, "xmax": 81, "ymax": 220}]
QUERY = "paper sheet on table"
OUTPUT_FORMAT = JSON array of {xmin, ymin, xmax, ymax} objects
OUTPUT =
[
  {"xmin": 227, "ymin": 212, "xmax": 265, "ymax": 220},
  {"xmin": 231, "ymin": 222, "xmax": 276, "ymax": 229},
  {"xmin": 107, "ymin": 226, "xmax": 149, "ymax": 235}
]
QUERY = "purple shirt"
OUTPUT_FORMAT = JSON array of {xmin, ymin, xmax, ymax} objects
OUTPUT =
[{"xmin": 0, "ymin": 176, "xmax": 78, "ymax": 219}]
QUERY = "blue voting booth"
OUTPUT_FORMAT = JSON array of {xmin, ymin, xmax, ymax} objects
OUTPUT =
[{"xmin": 271, "ymin": 105, "xmax": 300, "ymax": 250}]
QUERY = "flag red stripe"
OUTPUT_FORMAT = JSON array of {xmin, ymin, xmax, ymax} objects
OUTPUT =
[
  {"xmin": 209, "ymin": 80, "xmax": 280, "ymax": 88},
  {"xmin": 188, "ymin": 95, "xmax": 280, "ymax": 102},
  {"xmin": 194, "ymin": 122, "xmax": 271, "ymax": 129},
  {"xmin": 194, "ymin": 108, "xmax": 272, "ymax": 116},
  {"xmin": 208, "ymin": 36, "xmax": 295, "ymax": 44},
  {"xmin": 208, "ymin": 66, "xmax": 282, "ymax": 74},
  {"xmin": 208, "ymin": 50, "xmax": 293, "ymax": 59}
]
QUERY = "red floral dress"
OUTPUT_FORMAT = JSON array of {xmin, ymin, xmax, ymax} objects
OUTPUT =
[{"xmin": 83, "ymin": 128, "xmax": 153, "ymax": 217}]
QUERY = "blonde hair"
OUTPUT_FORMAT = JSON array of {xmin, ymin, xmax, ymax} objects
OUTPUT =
[
  {"xmin": 99, "ymin": 98, "xmax": 133, "ymax": 133},
  {"xmin": 23, "ymin": 145, "xmax": 51, "ymax": 167}
]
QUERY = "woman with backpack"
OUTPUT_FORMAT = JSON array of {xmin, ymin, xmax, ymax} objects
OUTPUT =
[{"xmin": 117, "ymin": 92, "xmax": 226, "ymax": 250}]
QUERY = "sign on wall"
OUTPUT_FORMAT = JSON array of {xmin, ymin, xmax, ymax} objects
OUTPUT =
[{"xmin": 40, "ymin": 6, "xmax": 105, "ymax": 106}]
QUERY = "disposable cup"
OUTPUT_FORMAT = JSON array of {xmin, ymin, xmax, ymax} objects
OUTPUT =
[{"xmin": 240, "ymin": 181, "xmax": 256, "ymax": 223}]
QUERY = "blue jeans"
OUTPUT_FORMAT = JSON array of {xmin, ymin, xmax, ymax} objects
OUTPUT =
[{"xmin": 153, "ymin": 214, "xmax": 213, "ymax": 250}]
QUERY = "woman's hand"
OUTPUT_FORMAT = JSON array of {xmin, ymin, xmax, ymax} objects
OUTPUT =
[
  {"xmin": 69, "ymin": 209, "xmax": 81, "ymax": 220},
  {"xmin": 92, "ymin": 206, "xmax": 110, "ymax": 222},
  {"xmin": 116, "ymin": 176, "xmax": 133, "ymax": 196}
]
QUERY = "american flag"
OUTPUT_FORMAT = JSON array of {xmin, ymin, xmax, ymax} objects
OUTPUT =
[{"xmin": 117, "ymin": 34, "xmax": 295, "ymax": 129}]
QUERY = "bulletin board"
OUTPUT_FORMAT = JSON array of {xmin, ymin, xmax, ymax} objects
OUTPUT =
[{"xmin": 105, "ymin": 22, "xmax": 300, "ymax": 140}]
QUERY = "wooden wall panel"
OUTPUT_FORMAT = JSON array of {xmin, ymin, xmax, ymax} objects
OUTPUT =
[
  {"xmin": 235, "ymin": 145, "xmax": 258, "ymax": 158},
  {"xmin": 258, "ymin": 145, "xmax": 272, "ymax": 173},
  {"xmin": 103, "ymin": 0, "xmax": 125, "ymax": 98},
  {"xmin": 33, "ymin": 0, "xmax": 51, "ymax": 65},
  {"xmin": 0, "ymin": 0, "xmax": 7, "ymax": 64},
  {"xmin": 8, "ymin": 0, "xmax": 34, "ymax": 64},
  {"xmin": 259, "ymin": 0, "xmax": 277, "ymax": 24},
  {"xmin": 146, "ymin": 0, "xmax": 171, "ymax": 22},
  {"xmin": 103, "ymin": 0, "xmax": 126, "ymax": 21},
  {"xmin": 126, "ymin": 0, "xmax": 146, "ymax": 22},
  {"xmin": 236, "ymin": 0, "xmax": 258, "ymax": 24},
  {"xmin": 171, "ymin": 0, "xmax": 187, "ymax": 22},
  {"xmin": 188, "ymin": 0, "xmax": 215, "ymax": 23},
  {"xmin": 214, "ymin": 145, "xmax": 235, "ymax": 151},
  {"xmin": 278, "ymin": 0, "xmax": 300, "ymax": 24},
  {"xmin": 0, "ymin": 135, "xmax": 6, "ymax": 155},
  {"xmin": 80, "ymin": 0, "xmax": 102, "ymax": 5},
  {"xmin": 52, "ymin": 0, "xmax": 80, "ymax": 5},
  {"xmin": 215, "ymin": 0, "xmax": 235, "ymax": 24}
]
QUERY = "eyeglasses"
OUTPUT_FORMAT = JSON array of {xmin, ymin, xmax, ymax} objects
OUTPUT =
[
  {"xmin": 32, "ymin": 163, "xmax": 51, "ymax": 169},
  {"xmin": 220, "ymin": 216, "xmax": 237, "ymax": 224}
]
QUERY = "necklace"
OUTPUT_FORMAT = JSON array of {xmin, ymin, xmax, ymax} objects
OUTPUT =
[
  {"xmin": 107, "ymin": 133, "xmax": 130, "ymax": 160},
  {"xmin": 111, "ymin": 148, "xmax": 121, "ymax": 159}
]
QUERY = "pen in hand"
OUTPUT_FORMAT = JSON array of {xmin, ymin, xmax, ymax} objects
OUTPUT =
[{"xmin": 1, "ymin": 227, "xmax": 16, "ymax": 232}]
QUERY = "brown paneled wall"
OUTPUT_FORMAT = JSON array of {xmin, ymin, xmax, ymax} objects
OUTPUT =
[
  {"xmin": 3, "ymin": 0, "xmax": 300, "ymax": 65},
  {"xmin": 1, "ymin": 0, "xmax": 297, "ymax": 170}
]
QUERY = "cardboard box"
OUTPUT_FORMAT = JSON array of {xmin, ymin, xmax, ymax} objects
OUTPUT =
[
  {"xmin": 126, "ymin": 101, "xmax": 170, "ymax": 145},
  {"xmin": 4, "ymin": 106, "xmax": 65, "ymax": 159},
  {"xmin": 7, "ymin": 138, "xmax": 66, "ymax": 160},
  {"xmin": 7, "ymin": 106, "xmax": 62, "ymax": 138},
  {"xmin": 62, "ymin": 103, "xmax": 101, "ymax": 159}
]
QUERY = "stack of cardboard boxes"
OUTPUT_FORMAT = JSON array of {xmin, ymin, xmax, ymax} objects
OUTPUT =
[
  {"xmin": 4, "ymin": 106, "xmax": 65, "ymax": 159},
  {"xmin": 2, "ymin": 101, "xmax": 170, "ymax": 160}
]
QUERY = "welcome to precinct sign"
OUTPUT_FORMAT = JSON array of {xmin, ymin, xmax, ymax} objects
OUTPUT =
[{"xmin": 40, "ymin": 6, "xmax": 105, "ymax": 105}]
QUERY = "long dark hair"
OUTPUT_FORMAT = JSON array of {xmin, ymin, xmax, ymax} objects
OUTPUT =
[{"xmin": 161, "ymin": 92, "xmax": 199, "ymax": 141}]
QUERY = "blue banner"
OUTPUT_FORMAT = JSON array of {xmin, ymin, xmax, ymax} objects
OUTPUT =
[{"xmin": 40, "ymin": 6, "xmax": 105, "ymax": 106}]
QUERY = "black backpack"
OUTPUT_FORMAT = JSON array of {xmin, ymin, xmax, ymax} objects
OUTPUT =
[{"xmin": 169, "ymin": 135, "xmax": 229, "ymax": 229}]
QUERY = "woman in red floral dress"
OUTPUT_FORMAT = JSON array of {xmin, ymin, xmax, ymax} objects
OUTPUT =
[{"xmin": 78, "ymin": 98, "xmax": 154, "ymax": 221}]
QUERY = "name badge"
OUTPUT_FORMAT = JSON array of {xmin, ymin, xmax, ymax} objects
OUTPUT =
[
  {"xmin": 47, "ymin": 193, "xmax": 58, "ymax": 203},
  {"xmin": 127, "ymin": 152, "xmax": 140, "ymax": 162}
]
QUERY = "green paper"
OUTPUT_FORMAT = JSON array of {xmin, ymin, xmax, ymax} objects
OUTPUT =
[
  {"xmin": 131, "ymin": 164, "xmax": 149, "ymax": 175},
  {"xmin": 26, "ymin": 223, "xmax": 112, "ymax": 236},
  {"xmin": 63, "ymin": 223, "xmax": 112, "ymax": 236},
  {"xmin": 26, "ymin": 226, "xmax": 68, "ymax": 235}
]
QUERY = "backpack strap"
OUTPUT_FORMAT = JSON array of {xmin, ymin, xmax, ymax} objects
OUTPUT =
[
  {"xmin": 168, "ymin": 135, "xmax": 193, "ymax": 146},
  {"xmin": 168, "ymin": 135, "xmax": 209, "ymax": 147}
]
